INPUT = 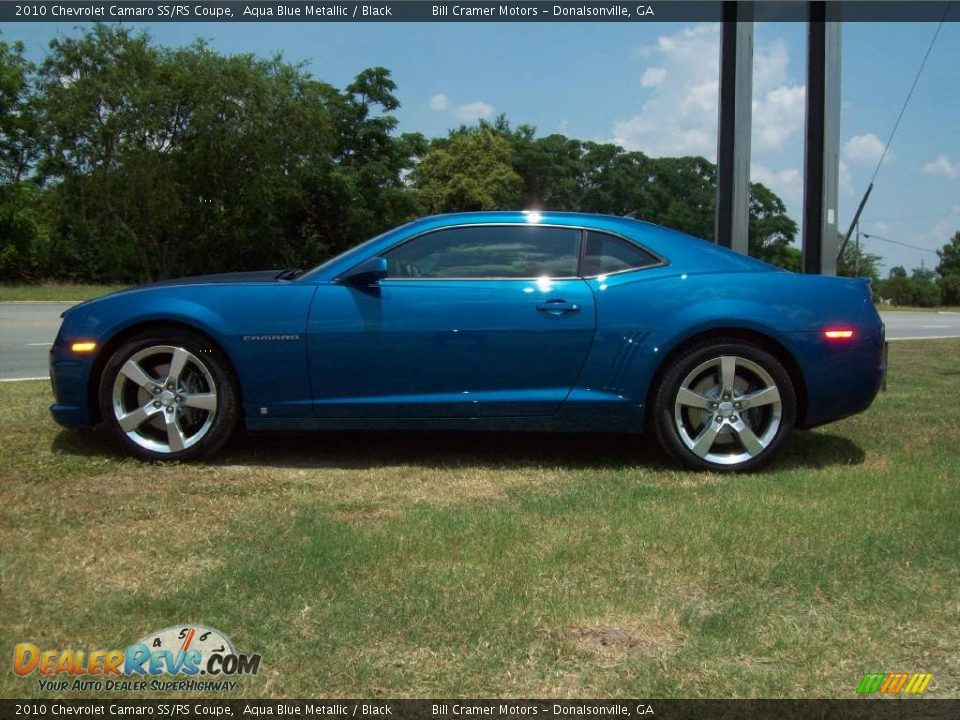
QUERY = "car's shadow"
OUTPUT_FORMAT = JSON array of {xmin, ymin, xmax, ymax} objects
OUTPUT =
[{"xmin": 52, "ymin": 427, "xmax": 865, "ymax": 472}]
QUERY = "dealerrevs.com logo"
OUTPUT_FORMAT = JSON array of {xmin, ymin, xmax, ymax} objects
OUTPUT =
[
  {"xmin": 13, "ymin": 625, "xmax": 261, "ymax": 692},
  {"xmin": 857, "ymin": 672, "xmax": 934, "ymax": 695}
]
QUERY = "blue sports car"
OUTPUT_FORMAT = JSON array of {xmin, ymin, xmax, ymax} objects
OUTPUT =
[{"xmin": 50, "ymin": 211, "xmax": 886, "ymax": 471}]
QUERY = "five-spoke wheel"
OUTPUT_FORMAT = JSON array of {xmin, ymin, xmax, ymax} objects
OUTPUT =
[
  {"xmin": 99, "ymin": 330, "xmax": 239, "ymax": 460},
  {"xmin": 653, "ymin": 339, "xmax": 796, "ymax": 471}
]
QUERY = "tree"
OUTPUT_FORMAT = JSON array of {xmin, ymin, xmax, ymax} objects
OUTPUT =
[
  {"xmin": 877, "ymin": 266, "xmax": 941, "ymax": 307},
  {"xmin": 936, "ymin": 230, "xmax": 960, "ymax": 305},
  {"xmin": 412, "ymin": 127, "xmax": 522, "ymax": 213},
  {"xmin": 935, "ymin": 229, "xmax": 960, "ymax": 276},
  {"xmin": 295, "ymin": 65, "xmax": 420, "ymax": 261},
  {"xmin": 748, "ymin": 183, "xmax": 799, "ymax": 270},
  {"xmin": 32, "ymin": 25, "xmax": 419, "ymax": 281},
  {"xmin": 836, "ymin": 236, "xmax": 882, "ymax": 282},
  {"xmin": 0, "ymin": 37, "xmax": 40, "ymax": 183}
]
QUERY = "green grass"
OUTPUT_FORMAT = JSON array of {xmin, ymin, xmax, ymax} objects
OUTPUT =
[
  {"xmin": 0, "ymin": 283, "xmax": 126, "ymax": 302},
  {"xmin": 1, "ymin": 340, "xmax": 958, "ymax": 699}
]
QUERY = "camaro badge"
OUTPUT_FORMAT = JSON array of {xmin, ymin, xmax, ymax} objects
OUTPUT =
[{"xmin": 242, "ymin": 334, "xmax": 300, "ymax": 341}]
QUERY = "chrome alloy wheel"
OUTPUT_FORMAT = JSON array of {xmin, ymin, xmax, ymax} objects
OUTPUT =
[
  {"xmin": 111, "ymin": 345, "xmax": 218, "ymax": 454},
  {"xmin": 673, "ymin": 355, "xmax": 783, "ymax": 466}
]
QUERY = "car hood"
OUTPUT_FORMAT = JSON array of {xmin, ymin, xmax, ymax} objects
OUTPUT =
[
  {"xmin": 137, "ymin": 270, "xmax": 288, "ymax": 288},
  {"xmin": 65, "ymin": 270, "xmax": 292, "ymax": 316}
]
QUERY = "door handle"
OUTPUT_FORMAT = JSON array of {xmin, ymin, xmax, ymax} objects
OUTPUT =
[{"xmin": 537, "ymin": 299, "xmax": 581, "ymax": 315}]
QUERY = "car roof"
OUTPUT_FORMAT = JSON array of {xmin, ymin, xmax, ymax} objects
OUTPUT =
[{"xmin": 304, "ymin": 211, "xmax": 774, "ymax": 281}]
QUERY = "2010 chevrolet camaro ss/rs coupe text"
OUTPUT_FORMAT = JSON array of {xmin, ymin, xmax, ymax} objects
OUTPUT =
[{"xmin": 50, "ymin": 211, "xmax": 886, "ymax": 471}]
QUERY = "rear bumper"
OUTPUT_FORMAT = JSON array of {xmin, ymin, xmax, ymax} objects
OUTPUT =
[
  {"xmin": 794, "ymin": 322, "xmax": 886, "ymax": 429},
  {"xmin": 881, "ymin": 340, "xmax": 889, "ymax": 391}
]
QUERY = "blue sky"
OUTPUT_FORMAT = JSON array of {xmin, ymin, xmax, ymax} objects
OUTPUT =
[{"xmin": 6, "ymin": 19, "xmax": 960, "ymax": 273}]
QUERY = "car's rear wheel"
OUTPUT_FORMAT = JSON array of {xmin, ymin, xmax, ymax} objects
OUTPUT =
[
  {"xmin": 98, "ymin": 329, "xmax": 240, "ymax": 461},
  {"xmin": 652, "ymin": 339, "xmax": 796, "ymax": 471}
]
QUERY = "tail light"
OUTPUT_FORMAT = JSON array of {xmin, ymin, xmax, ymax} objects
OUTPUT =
[{"xmin": 823, "ymin": 328, "xmax": 855, "ymax": 341}]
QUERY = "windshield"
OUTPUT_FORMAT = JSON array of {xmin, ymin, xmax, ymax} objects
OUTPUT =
[{"xmin": 298, "ymin": 221, "xmax": 417, "ymax": 281}]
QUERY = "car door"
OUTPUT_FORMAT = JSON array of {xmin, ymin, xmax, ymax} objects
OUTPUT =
[{"xmin": 306, "ymin": 224, "xmax": 596, "ymax": 418}]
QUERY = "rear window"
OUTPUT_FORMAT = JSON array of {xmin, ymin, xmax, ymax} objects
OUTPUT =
[{"xmin": 582, "ymin": 231, "xmax": 660, "ymax": 276}]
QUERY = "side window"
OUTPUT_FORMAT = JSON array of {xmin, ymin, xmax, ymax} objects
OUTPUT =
[
  {"xmin": 582, "ymin": 231, "xmax": 660, "ymax": 276},
  {"xmin": 384, "ymin": 226, "xmax": 581, "ymax": 279}
]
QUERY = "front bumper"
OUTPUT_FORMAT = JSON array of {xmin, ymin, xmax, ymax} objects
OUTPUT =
[{"xmin": 49, "ymin": 341, "xmax": 96, "ymax": 428}]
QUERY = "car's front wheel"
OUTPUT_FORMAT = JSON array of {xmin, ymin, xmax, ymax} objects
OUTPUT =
[
  {"xmin": 98, "ymin": 329, "xmax": 240, "ymax": 461},
  {"xmin": 652, "ymin": 339, "xmax": 796, "ymax": 471}
]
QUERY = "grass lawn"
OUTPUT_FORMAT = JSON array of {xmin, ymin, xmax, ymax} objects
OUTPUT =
[
  {"xmin": 0, "ymin": 283, "xmax": 126, "ymax": 302},
  {"xmin": 1, "ymin": 340, "xmax": 958, "ymax": 699}
]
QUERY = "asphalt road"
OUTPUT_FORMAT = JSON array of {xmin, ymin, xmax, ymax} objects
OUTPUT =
[{"xmin": 1, "ymin": 302, "xmax": 959, "ymax": 381}]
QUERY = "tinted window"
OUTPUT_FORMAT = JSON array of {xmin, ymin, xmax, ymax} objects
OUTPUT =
[
  {"xmin": 582, "ymin": 231, "xmax": 660, "ymax": 276},
  {"xmin": 385, "ymin": 226, "xmax": 581, "ymax": 279}
]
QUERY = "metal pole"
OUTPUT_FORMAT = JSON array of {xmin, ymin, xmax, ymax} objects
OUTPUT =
[
  {"xmin": 802, "ymin": 2, "xmax": 841, "ymax": 275},
  {"xmin": 714, "ymin": 1, "xmax": 753, "ymax": 255}
]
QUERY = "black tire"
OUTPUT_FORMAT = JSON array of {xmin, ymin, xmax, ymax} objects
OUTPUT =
[
  {"xmin": 98, "ymin": 328, "xmax": 240, "ymax": 461},
  {"xmin": 651, "ymin": 338, "xmax": 796, "ymax": 472}
]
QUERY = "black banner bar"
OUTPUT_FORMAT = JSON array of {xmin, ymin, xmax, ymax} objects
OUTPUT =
[
  {"xmin": 2, "ymin": 1, "xmax": 960, "ymax": 23},
  {"xmin": 3, "ymin": 700, "xmax": 960, "ymax": 720}
]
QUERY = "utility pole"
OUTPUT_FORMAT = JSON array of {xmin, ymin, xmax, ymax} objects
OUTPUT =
[
  {"xmin": 802, "ymin": 2, "xmax": 842, "ymax": 275},
  {"xmin": 714, "ymin": 1, "xmax": 753, "ymax": 255}
]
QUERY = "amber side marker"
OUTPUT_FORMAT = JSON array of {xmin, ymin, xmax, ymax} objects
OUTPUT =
[{"xmin": 70, "ymin": 341, "xmax": 97, "ymax": 353}]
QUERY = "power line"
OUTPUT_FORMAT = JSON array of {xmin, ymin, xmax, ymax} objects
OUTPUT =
[
  {"xmin": 867, "ymin": 5, "xmax": 950, "ymax": 188},
  {"xmin": 861, "ymin": 232, "xmax": 939, "ymax": 255},
  {"xmin": 838, "ymin": 6, "xmax": 950, "ymax": 260}
]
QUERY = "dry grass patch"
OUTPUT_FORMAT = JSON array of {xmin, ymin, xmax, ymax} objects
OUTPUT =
[{"xmin": 548, "ymin": 612, "xmax": 683, "ymax": 664}]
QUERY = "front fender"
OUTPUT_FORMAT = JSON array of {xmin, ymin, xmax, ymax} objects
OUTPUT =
[{"xmin": 52, "ymin": 283, "xmax": 317, "ymax": 425}]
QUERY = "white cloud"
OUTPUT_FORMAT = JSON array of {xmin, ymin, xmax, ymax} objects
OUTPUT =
[
  {"xmin": 611, "ymin": 24, "xmax": 721, "ymax": 157},
  {"xmin": 838, "ymin": 160, "xmax": 853, "ymax": 195},
  {"xmin": 429, "ymin": 93, "xmax": 450, "ymax": 111},
  {"xmin": 455, "ymin": 100, "xmax": 495, "ymax": 122},
  {"xmin": 751, "ymin": 163, "xmax": 802, "ymax": 211},
  {"xmin": 640, "ymin": 67, "xmax": 666, "ymax": 88},
  {"xmin": 610, "ymin": 24, "xmax": 806, "ymax": 160},
  {"xmin": 430, "ymin": 94, "xmax": 495, "ymax": 123},
  {"xmin": 752, "ymin": 85, "xmax": 806, "ymax": 152},
  {"xmin": 922, "ymin": 155, "xmax": 960, "ymax": 179},
  {"xmin": 844, "ymin": 133, "xmax": 890, "ymax": 166}
]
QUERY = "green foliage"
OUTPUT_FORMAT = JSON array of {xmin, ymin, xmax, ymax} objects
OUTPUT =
[
  {"xmin": 939, "ymin": 274, "xmax": 960, "ymax": 306},
  {"xmin": 877, "ymin": 274, "xmax": 942, "ymax": 307},
  {"xmin": 2, "ymin": 25, "xmax": 803, "ymax": 282},
  {"xmin": 837, "ymin": 236, "xmax": 882, "ymax": 282},
  {"xmin": 33, "ymin": 27, "xmax": 405, "ymax": 281},
  {"xmin": 873, "ymin": 231, "xmax": 960, "ymax": 308},
  {"xmin": 0, "ymin": 37, "xmax": 40, "ymax": 184},
  {"xmin": 0, "ymin": 182, "xmax": 51, "ymax": 279},
  {"xmin": 935, "ymin": 229, "xmax": 960, "ymax": 277},
  {"xmin": 889, "ymin": 266, "xmax": 907, "ymax": 279},
  {"xmin": 748, "ymin": 183, "xmax": 799, "ymax": 270},
  {"xmin": 412, "ymin": 126, "xmax": 522, "ymax": 213}
]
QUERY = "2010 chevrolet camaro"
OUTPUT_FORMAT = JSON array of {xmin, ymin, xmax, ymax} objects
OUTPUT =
[{"xmin": 50, "ymin": 211, "xmax": 886, "ymax": 471}]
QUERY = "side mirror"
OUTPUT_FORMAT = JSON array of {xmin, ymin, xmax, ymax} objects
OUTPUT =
[{"xmin": 340, "ymin": 256, "xmax": 388, "ymax": 285}]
